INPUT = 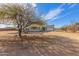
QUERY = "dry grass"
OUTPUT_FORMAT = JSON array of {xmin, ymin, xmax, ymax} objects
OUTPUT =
[{"xmin": 0, "ymin": 31, "xmax": 79, "ymax": 56}]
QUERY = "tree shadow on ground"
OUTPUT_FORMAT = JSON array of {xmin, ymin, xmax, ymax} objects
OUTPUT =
[{"xmin": 0, "ymin": 34, "xmax": 79, "ymax": 56}]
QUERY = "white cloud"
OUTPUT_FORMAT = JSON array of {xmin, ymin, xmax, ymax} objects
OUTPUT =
[
  {"xmin": 44, "ymin": 8, "xmax": 64, "ymax": 20},
  {"xmin": 43, "ymin": 3, "xmax": 77, "ymax": 21},
  {"xmin": 53, "ymin": 11, "xmax": 72, "ymax": 20},
  {"xmin": 53, "ymin": 4, "xmax": 77, "ymax": 20},
  {"xmin": 31, "ymin": 3, "xmax": 37, "ymax": 7},
  {"xmin": 43, "ymin": 4, "xmax": 65, "ymax": 21},
  {"xmin": 58, "ymin": 3, "xmax": 66, "ymax": 8},
  {"xmin": 68, "ymin": 4, "xmax": 76, "ymax": 9}
]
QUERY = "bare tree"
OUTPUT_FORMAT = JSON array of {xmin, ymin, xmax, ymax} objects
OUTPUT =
[{"xmin": 0, "ymin": 3, "xmax": 36, "ymax": 39}]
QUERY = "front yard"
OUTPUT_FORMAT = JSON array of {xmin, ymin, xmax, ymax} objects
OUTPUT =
[{"xmin": 0, "ymin": 31, "xmax": 79, "ymax": 56}]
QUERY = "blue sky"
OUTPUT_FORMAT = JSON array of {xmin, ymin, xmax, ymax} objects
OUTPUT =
[
  {"xmin": 0, "ymin": 3, "xmax": 79, "ymax": 28},
  {"xmin": 35, "ymin": 3, "xmax": 79, "ymax": 28}
]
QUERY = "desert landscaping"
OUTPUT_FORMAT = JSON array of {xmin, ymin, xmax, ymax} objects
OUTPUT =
[
  {"xmin": 0, "ymin": 30, "xmax": 79, "ymax": 56},
  {"xmin": 0, "ymin": 3, "xmax": 79, "ymax": 56}
]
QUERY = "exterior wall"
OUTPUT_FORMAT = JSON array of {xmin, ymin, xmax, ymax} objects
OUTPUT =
[
  {"xmin": 23, "ymin": 25, "xmax": 55, "ymax": 32},
  {"xmin": 23, "ymin": 26, "xmax": 42, "ymax": 32},
  {"xmin": 46, "ymin": 25, "xmax": 54, "ymax": 31},
  {"xmin": 28, "ymin": 28, "xmax": 42, "ymax": 32}
]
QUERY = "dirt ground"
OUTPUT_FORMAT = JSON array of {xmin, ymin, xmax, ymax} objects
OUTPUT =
[{"xmin": 0, "ymin": 31, "xmax": 79, "ymax": 56}]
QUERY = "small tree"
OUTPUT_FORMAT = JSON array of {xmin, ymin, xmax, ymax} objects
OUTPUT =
[{"xmin": 0, "ymin": 4, "xmax": 36, "ymax": 39}]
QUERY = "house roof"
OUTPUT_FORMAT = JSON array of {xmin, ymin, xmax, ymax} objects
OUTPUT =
[{"xmin": 27, "ymin": 24, "xmax": 43, "ymax": 28}]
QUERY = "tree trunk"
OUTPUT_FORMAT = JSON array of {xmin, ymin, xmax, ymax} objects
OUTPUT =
[
  {"xmin": 17, "ymin": 23, "xmax": 23, "ymax": 42},
  {"xmin": 18, "ymin": 28, "xmax": 24, "ymax": 42},
  {"xmin": 18, "ymin": 28, "xmax": 22, "ymax": 38}
]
